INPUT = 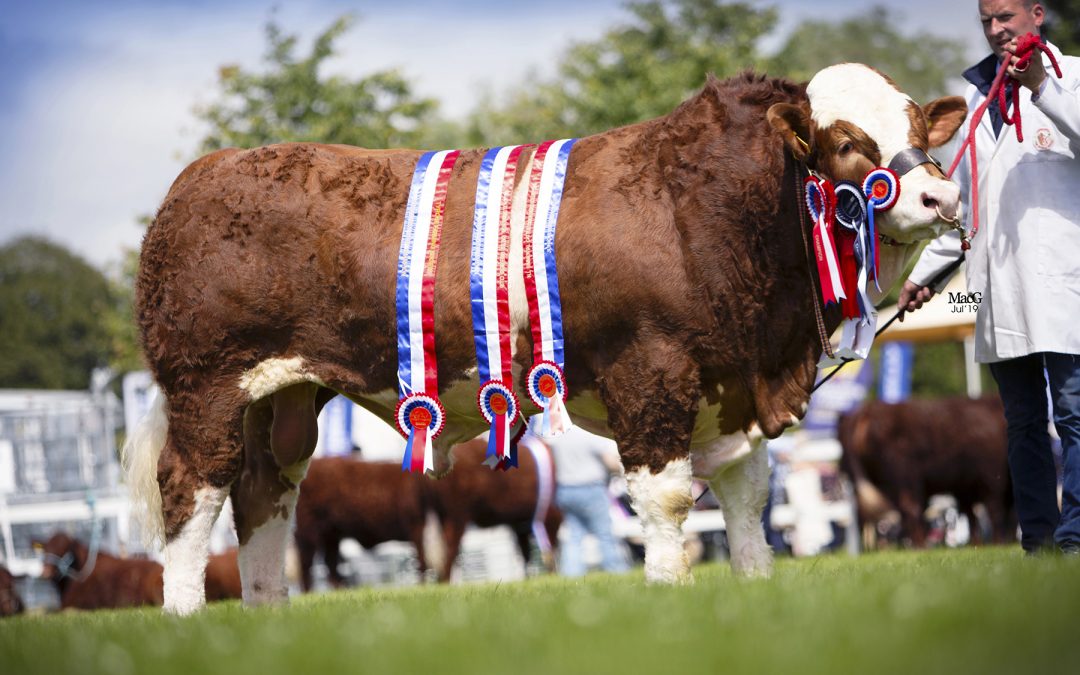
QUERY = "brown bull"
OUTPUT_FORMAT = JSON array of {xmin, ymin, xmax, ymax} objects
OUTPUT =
[
  {"xmin": 424, "ymin": 436, "xmax": 560, "ymax": 582},
  {"xmin": 36, "ymin": 533, "xmax": 242, "ymax": 610},
  {"xmin": 294, "ymin": 457, "xmax": 430, "ymax": 591},
  {"xmin": 295, "ymin": 436, "xmax": 559, "ymax": 589},
  {"xmin": 838, "ymin": 396, "xmax": 1016, "ymax": 547},
  {"xmin": 125, "ymin": 64, "xmax": 967, "ymax": 613}
]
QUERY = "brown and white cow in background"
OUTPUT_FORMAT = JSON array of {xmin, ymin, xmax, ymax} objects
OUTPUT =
[{"xmin": 124, "ymin": 63, "xmax": 966, "ymax": 613}]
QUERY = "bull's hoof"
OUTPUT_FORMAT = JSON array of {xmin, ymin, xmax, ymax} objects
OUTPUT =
[
  {"xmin": 242, "ymin": 584, "xmax": 290, "ymax": 608},
  {"xmin": 730, "ymin": 545, "xmax": 773, "ymax": 579},
  {"xmin": 163, "ymin": 597, "xmax": 205, "ymax": 616},
  {"xmin": 644, "ymin": 549, "xmax": 694, "ymax": 585}
]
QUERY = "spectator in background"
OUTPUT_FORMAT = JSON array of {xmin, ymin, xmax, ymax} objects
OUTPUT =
[{"xmin": 533, "ymin": 418, "xmax": 629, "ymax": 576}]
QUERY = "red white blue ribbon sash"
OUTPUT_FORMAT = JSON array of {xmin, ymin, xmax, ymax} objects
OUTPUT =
[
  {"xmin": 470, "ymin": 145, "xmax": 526, "ymax": 467},
  {"xmin": 395, "ymin": 149, "xmax": 459, "ymax": 473},
  {"xmin": 523, "ymin": 138, "xmax": 576, "ymax": 438}
]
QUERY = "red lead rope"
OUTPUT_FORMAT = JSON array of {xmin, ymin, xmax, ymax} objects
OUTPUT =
[{"xmin": 945, "ymin": 33, "xmax": 1062, "ymax": 250}]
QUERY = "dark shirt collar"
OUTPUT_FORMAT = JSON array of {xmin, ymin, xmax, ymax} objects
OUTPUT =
[
  {"xmin": 963, "ymin": 53, "xmax": 1009, "ymax": 136},
  {"xmin": 963, "ymin": 53, "xmax": 1002, "ymax": 97}
]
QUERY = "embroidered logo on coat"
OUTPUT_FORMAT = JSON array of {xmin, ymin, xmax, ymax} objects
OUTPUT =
[{"xmin": 1034, "ymin": 128, "xmax": 1054, "ymax": 150}]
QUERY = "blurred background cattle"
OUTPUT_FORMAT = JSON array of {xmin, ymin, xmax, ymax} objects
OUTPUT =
[
  {"xmin": 838, "ymin": 396, "xmax": 1017, "ymax": 548},
  {"xmin": 35, "ymin": 532, "xmax": 241, "ymax": 610},
  {"xmin": 294, "ymin": 458, "xmax": 430, "ymax": 591},
  {"xmin": 1, "ymin": 564, "xmax": 24, "ymax": 616},
  {"xmin": 294, "ymin": 435, "xmax": 560, "ymax": 590}
]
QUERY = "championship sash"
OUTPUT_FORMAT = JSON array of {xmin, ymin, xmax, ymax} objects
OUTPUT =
[
  {"xmin": 523, "ymin": 138, "xmax": 576, "ymax": 438},
  {"xmin": 395, "ymin": 149, "xmax": 459, "ymax": 473},
  {"xmin": 470, "ymin": 145, "xmax": 528, "ymax": 468}
]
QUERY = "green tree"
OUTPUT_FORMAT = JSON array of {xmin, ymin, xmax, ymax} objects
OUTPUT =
[
  {"xmin": 0, "ymin": 237, "xmax": 117, "ymax": 389},
  {"xmin": 196, "ymin": 16, "xmax": 438, "ymax": 153},
  {"xmin": 1044, "ymin": 0, "xmax": 1080, "ymax": 54},
  {"xmin": 466, "ymin": 0, "xmax": 778, "ymax": 146},
  {"xmin": 767, "ymin": 7, "xmax": 967, "ymax": 104},
  {"xmin": 104, "ymin": 245, "xmax": 144, "ymax": 377},
  {"xmin": 466, "ymin": 2, "xmax": 967, "ymax": 148}
]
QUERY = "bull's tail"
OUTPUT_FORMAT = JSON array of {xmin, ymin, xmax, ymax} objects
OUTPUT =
[{"xmin": 121, "ymin": 392, "xmax": 168, "ymax": 548}]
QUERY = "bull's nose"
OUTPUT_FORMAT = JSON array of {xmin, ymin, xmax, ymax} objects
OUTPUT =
[{"xmin": 922, "ymin": 186, "xmax": 960, "ymax": 221}]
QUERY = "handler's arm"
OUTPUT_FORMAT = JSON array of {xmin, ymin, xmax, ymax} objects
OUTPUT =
[
  {"xmin": 1032, "ymin": 68, "xmax": 1080, "ymax": 142},
  {"xmin": 898, "ymin": 230, "xmax": 964, "ymax": 317}
]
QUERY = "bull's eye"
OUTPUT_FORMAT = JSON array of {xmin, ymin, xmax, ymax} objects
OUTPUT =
[{"xmin": 838, "ymin": 141, "xmax": 854, "ymax": 156}]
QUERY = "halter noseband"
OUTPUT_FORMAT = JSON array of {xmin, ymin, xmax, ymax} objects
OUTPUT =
[{"xmin": 887, "ymin": 147, "xmax": 940, "ymax": 177}]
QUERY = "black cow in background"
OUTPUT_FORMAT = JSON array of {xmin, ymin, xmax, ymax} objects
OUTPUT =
[{"xmin": 838, "ymin": 396, "xmax": 1016, "ymax": 548}]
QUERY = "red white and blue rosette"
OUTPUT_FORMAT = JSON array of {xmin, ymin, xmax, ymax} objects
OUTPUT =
[
  {"xmin": 861, "ymin": 166, "xmax": 899, "ymax": 288},
  {"xmin": 832, "ymin": 180, "xmax": 874, "ymax": 323},
  {"xmin": 477, "ymin": 379, "xmax": 520, "ymax": 468},
  {"xmin": 395, "ymin": 393, "xmax": 445, "ymax": 474},
  {"xmin": 526, "ymin": 360, "xmax": 569, "ymax": 437},
  {"xmin": 804, "ymin": 175, "xmax": 844, "ymax": 307},
  {"xmin": 862, "ymin": 167, "xmax": 900, "ymax": 211}
]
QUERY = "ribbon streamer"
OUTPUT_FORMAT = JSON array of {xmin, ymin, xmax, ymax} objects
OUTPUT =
[
  {"xmin": 394, "ymin": 149, "xmax": 459, "ymax": 473},
  {"xmin": 805, "ymin": 176, "xmax": 845, "ymax": 306},
  {"xmin": 523, "ymin": 138, "xmax": 577, "ymax": 437},
  {"xmin": 470, "ymin": 145, "xmax": 527, "ymax": 467}
]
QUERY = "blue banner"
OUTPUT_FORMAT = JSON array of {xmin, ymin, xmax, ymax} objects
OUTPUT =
[{"xmin": 878, "ymin": 341, "xmax": 914, "ymax": 403}]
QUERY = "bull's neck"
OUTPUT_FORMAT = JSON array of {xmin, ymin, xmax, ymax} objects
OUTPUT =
[{"xmin": 869, "ymin": 240, "xmax": 921, "ymax": 306}]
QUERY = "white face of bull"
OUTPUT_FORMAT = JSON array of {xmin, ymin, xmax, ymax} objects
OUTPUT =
[{"xmin": 770, "ymin": 63, "xmax": 967, "ymax": 245}]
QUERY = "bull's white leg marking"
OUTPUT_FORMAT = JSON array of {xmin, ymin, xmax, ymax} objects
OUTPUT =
[
  {"xmin": 163, "ymin": 485, "xmax": 229, "ymax": 615},
  {"xmin": 239, "ymin": 460, "xmax": 309, "ymax": 607},
  {"xmin": 706, "ymin": 434, "xmax": 772, "ymax": 579},
  {"xmin": 625, "ymin": 457, "xmax": 694, "ymax": 584},
  {"xmin": 238, "ymin": 357, "xmax": 325, "ymax": 401}
]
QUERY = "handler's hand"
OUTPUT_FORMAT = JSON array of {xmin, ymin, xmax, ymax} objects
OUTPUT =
[
  {"xmin": 1004, "ymin": 37, "xmax": 1047, "ymax": 94},
  {"xmin": 897, "ymin": 280, "xmax": 935, "ymax": 322}
]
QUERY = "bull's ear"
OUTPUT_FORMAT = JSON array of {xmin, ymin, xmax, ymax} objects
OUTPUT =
[
  {"xmin": 923, "ymin": 96, "xmax": 967, "ymax": 148},
  {"xmin": 767, "ymin": 102, "xmax": 812, "ymax": 161}
]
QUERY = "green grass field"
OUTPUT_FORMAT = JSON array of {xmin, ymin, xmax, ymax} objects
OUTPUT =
[{"xmin": 3, "ymin": 548, "xmax": 1076, "ymax": 675}]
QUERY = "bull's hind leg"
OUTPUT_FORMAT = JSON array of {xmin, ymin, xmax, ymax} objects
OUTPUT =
[
  {"xmin": 158, "ymin": 393, "xmax": 246, "ymax": 615},
  {"xmin": 700, "ymin": 430, "xmax": 772, "ymax": 578},
  {"xmin": 231, "ymin": 383, "xmax": 329, "ymax": 606}
]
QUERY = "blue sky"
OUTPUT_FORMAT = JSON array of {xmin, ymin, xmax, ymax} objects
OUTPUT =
[{"xmin": 0, "ymin": 0, "xmax": 987, "ymax": 271}]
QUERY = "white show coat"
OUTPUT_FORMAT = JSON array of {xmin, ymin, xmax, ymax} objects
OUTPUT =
[{"xmin": 910, "ymin": 43, "xmax": 1080, "ymax": 363}]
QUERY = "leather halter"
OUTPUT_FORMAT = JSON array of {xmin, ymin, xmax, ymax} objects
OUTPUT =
[{"xmin": 888, "ymin": 147, "xmax": 940, "ymax": 177}]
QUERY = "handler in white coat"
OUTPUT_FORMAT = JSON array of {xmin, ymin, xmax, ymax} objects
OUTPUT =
[{"xmin": 899, "ymin": 0, "xmax": 1080, "ymax": 555}]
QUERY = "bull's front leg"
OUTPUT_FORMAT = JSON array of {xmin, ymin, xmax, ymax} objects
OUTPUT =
[{"xmin": 602, "ymin": 346, "xmax": 700, "ymax": 584}]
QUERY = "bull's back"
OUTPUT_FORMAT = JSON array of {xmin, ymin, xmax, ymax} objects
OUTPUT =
[{"xmin": 137, "ymin": 144, "xmax": 418, "ymax": 385}]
